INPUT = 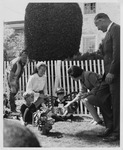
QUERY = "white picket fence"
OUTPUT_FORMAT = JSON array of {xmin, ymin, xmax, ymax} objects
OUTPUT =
[{"xmin": 3, "ymin": 59, "xmax": 104, "ymax": 114}]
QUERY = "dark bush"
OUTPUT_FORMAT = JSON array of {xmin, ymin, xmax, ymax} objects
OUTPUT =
[
  {"xmin": 25, "ymin": 3, "xmax": 83, "ymax": 61},
  {"xmin": 67, "ymin": 51, "xmax": 103, "ymax": 61}
]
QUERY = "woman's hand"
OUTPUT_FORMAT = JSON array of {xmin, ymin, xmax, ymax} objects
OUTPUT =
[
  {"xmin": 81, "ymin": 93, "xmax": 89, "ymax": 98},
  {"xmin": 64, "ymin": 101, "xmax": 72, "ymax": 109}
]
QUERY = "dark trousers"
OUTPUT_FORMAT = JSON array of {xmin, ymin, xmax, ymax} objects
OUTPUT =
[
  {"xmin": 110, "ymin": 76, "xmax": 120, "ymax": 136},
  {"xmin": 9, "ymin": 92, "xmax": 17, "ymax": 112},
  {"xmin": 97, "ymin": 82, "xmax": 113, "ymax": 129},
  {"xmin": 51, "ymin": 114, "xmax": 65, "ymax": 122},
  {"xmin": 51, "ymin": 114, "xmax": 72, "ymax": 122},
  {"xmin": 8, "ymin": 80, "xmax": 19, "ymax": 112}
]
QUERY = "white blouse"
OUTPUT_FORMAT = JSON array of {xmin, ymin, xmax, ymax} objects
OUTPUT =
[{"xmin": 26, "ymin": 73, "xmax": 47, "ymax": 101}]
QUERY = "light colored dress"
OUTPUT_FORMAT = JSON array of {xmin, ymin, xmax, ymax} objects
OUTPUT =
[{"xmin": 26, "ymin": 73, "xmax": 47, "ymax": 101}]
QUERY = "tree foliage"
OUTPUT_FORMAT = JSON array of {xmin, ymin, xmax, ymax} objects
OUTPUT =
[
  {"xmin": 69, "ymin": 51, "xmax": 103, "ymax": 61},
  {"xmin": 25, "ymin": 3, "xmax": 83, "ymax": 61},
  {"xmin": 4, "ymin": 25, "xmax": 25, "ymax": 61}
]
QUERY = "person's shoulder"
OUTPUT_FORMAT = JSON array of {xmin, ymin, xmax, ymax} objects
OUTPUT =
[
  {"xmin": 111, "ymin": 23, "xmax": 120, "ymax": 31},
  {"xmin": 11, "ymin": 62, "xmax": 17, "ymax": 71},
  {"xmin": 21, "ymin": 103, "xmax": 27, "ymax": 108},
  {"xmin": 89, "ymin": 71, "xmax": 101, "ymax": 78},
  {"xmin": 29, "ymin": 73, "xmax": 38, "ymax": 79},
  {"xmin": 42, "ymin": 75, "xmax": 47, "ymax": 79},
  {"xmin": 85, "ymin": 71, "xmax": 99, "ymax": 80},
  {"xmin": 20, "ymin": 103, "xmax": 27, "ymax": 112},
  {"xmin": 113, "ymin": 23, "xmax": 120, "ymax": 28},
  {"xmin": 84, "ymin": 71, "xmax": 92, "ymax": 77}
]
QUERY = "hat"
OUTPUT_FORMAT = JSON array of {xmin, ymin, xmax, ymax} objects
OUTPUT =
[
  {"xmin": 56, "ymin": 87, "xmax": 65, "ymax": 94},
  {"xmin": 36, "ymin": 61, "xmax": 47, "ymax": 69}
]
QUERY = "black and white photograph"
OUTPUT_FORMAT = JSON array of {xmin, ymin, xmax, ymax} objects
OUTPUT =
[{"xmin": 1, "ymin": 0, "xmax": 122, "ymax": 148}]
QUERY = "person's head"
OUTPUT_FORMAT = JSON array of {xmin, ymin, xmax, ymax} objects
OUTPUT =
[
  {"xmin": 56, "ymin": 87, "xmax": 65, "ymax": 100},
  {"xmin": 33, "ymin": 61, "xmax": 47, "ymax": 77},
  {"xmin": 23, "ymin": 91, "xmax": 34, "ymax": 105},
  {"xmin": 94, "ymin": 13, "xmax": 111, "ymax": 33},
  {"xmin": 19, "ymin": 51, "xmax": 28, "ymax": 65},
  {"xmin": 3, "ymin": 93, "xmax": 7, "ymax": 99},
  {"xmin": 3, "ymin": 119, "xmax": 41, "ymax": 147},
  {"xmin": 68, "ymin": 66, "xmax": 84, "ymax": 81}
]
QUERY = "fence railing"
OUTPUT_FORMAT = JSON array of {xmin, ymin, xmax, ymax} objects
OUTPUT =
[{"xmin": 3, "ymin": 59, "xmax": 104, "ymax": 114}]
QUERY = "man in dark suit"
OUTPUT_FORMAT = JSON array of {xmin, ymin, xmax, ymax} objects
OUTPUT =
[{"xmin": 94, "ymin": 13, "xmax": 120, "ymax": 142}]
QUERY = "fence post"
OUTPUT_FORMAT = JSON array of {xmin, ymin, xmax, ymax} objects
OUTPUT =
[{"xmin": 53, "ymin": 60, "xmax": 61, "ymax": 95}]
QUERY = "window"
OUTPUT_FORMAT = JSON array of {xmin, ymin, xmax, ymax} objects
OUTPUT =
[
  {"xmin": 82, "ymin": 35, "xmax": 96, "ymax": 53},
  {"xmin": 84, "ymin": 3, "xmax": 96, "ymax": 14}
]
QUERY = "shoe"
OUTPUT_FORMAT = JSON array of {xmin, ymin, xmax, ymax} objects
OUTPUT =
[
  {"xmin": 97, "ymin": 120, "xmax": 105, "ymax": 126},
  {"xmin": 97, "ymin": 128, "xmax": 113, "ymax": 137},
  {"xmin": 10, "ymin": 111, "xmax": 20, "ymax": 116},
  {"xmin": 91, "ymin": 120, "xmax": 98, "ymax": 125},
  {"xmin": 64, "ymin": 114, "xmax": 73, "ymax": 121},
  {"xmin": 57, "ymin": 134, "xmax": 63, "ymax": 138},
  {"xmin": 68, "ymin": 114, "xmax": 73, "ymax": 120},
  {"xmin": 90, "ymin": 119, "xmax": 95, "ymax": 124},
  {"xmin": 91, "ymin": 120, "xmax": 104, "ymax": 126},
  {"xmin": 103, "ymin": 135, "xmax": 119, "ymax": 142}
]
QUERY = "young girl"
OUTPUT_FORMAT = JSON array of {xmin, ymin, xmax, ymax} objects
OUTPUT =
[{"xmin": 26, "ymin": 61, "xmax": 48, "ymax": 102}]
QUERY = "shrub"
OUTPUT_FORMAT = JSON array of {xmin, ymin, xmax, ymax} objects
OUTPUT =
[
  {"xmin": 67, "ymin": 51, "xmax": 103, "ymax": 61},
  {"xmin": 25, "ymin": 3, "xmax": 83, "ymax": 61}
]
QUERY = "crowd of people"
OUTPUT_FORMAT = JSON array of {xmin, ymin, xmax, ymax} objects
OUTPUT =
[{"xmin": 3, "ymin": 12, "xmax": 120, "ymax": 147}]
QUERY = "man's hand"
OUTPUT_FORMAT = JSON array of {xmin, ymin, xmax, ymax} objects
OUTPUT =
[{"xmin": 105, "ymin": 73, "xmax": 114, "ymax": 84}]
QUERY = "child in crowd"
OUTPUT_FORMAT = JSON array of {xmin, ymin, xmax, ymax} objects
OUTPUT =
[
  {"xmin": 20, "ymin": 91, "xmax": 49, "ymax": 125},
  {"xmin": 51, "ymin": 87, "xmax": 77, "ymax": 122}
]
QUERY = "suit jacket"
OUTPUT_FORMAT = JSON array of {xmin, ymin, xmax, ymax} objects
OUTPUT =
[{"xmin": 102, "ymin": 23, "xmax": 120, "ymax": 76}]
